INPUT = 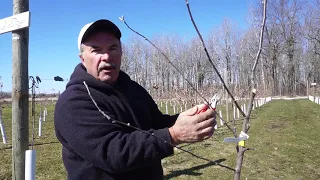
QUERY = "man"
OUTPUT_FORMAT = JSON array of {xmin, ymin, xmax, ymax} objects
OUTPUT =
[{"xmin": 54, "ymin": 19, "xmax": 216, "ymax": 180}]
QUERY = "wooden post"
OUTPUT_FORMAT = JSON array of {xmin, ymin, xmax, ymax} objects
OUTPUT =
[
  {"xmin": 0, "ymin": 107, "xmax": 8, "ymax": 144},
  {"xmin": 11, "ymin": 0, "xmax": 30, "ymax": 179},
  {"xmin": 237, "ymin": 107, "xmax": 240, "ymax": 119},
  {"xmin": 165, "ymin": 101, "xmax": 168, "ymax": 114},
  {"xmin": 223, "ymin": 68, "xmax": 229, "ymax": 122},
  {"xmin": 306, "ymin": 79, "xmax": 309, "ymax": 96},
  {"xmin": 219, "ymin": 110, "xmax": 223, "ymax": 126},
  {"xmin": 226, "ymin": 93, "xmax": 229, "ymax": 122}
]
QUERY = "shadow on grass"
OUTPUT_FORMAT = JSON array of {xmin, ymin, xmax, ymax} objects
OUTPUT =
[{"xmin": 164, "ymin": 158, "xmax": 234, "ymax": 179}]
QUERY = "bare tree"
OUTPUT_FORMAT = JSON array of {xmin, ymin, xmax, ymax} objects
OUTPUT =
[
  {"xmin": 116, "ymin": 3, "xmax": 319, "ymax": 179},
  {"xmin": 267, "ymin": 0, "xmax": 305, "ymax": 95},
  {"xmin": 303, "ymin": 0, "xmax": 320, "ymax": 85}
]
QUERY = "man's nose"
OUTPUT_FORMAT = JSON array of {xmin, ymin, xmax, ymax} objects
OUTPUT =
[{"xmin": 100, "ymin": 51, "xmax": 110, "ymax": 61}]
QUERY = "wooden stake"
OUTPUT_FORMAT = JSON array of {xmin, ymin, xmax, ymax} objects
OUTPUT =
[{"xmin": 11, "ymin": 0, "xmax": 30, "ymax": 179}]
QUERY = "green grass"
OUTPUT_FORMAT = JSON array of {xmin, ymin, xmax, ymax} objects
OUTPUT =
[
  {"xmin": 163, "ymin": 99, "xmax": 320, "ymax": 179},
  {"xmin": 0, "ymin": 99, "xmax": 320, "ymax": 179},
  {"xmin": 0, "ymin": 103, "xmax": 66, "ymax": 180}
]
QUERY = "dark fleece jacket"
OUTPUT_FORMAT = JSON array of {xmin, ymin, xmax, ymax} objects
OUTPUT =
[{"xmin": 54, "ymin": 63, "xmax": 178, "ymax": 180}]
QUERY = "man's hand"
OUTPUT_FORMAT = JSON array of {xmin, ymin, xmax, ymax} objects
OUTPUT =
[{"xmin": 168, "ymin": 104, "xmax": 217, "ymax": 145}]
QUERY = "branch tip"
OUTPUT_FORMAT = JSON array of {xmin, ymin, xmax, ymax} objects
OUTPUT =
[
  {"xmin": 119, "ymin": 15, "xmax": 124, "ymax": 22},
  {"xmin": 252, "ymin": 88, "xmax": 257, "ymax": 94}
]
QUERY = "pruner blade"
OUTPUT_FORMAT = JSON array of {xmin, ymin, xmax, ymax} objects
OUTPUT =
[{"xmin": 209, "ymin": 92, "xmax": 222, "ymax": 110}]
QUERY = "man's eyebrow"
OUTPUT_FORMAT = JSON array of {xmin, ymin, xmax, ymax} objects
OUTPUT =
[
  {"xmin": 90, "ymin": 45, "xmax": 100, "ymax": 49},
  {"xmin": 110, "ymin": 43, "xmax": 120, "ymax": 48}
]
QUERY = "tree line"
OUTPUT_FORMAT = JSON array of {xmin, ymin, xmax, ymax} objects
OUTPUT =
[{"xmin": 120, "ymin": 0, "xmax": 319, "ymax": 99}]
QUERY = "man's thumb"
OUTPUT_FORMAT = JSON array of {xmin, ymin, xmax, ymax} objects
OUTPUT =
[
  {"xmin": 196, "ymin": 104, "xmax": 209, "ymax": 114},
  {"xmin": 183, "ymin": 105, "xmax": 199, "ymax": 116}
]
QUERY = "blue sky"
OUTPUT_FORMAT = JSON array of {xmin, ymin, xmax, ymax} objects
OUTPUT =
[{"xmin": 0, "ymin": 0, "xmax": 252, "ymax": 93}]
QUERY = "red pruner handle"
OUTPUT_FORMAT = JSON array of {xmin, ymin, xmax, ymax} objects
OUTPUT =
[
  {"xmin": 197, "ymin": 109, "xmax": 206, "ymax": 114},
  {"xmin": 197, "ymin": 105, "xmax": 209, "ymax": 114},
  {"xmin": 197, "ymin": 107, "xmax": 216, "ymax": 114}
]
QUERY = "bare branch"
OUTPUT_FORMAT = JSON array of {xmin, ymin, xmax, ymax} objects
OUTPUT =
[
  {"xmin": 119, "ymin": 16, "xmax": 237, "ymax": 137},
  {"xmin": 119, "ymin": 16, "xmax": 210, "ymax": 106},
  {"xmin": 244, "ymin": 147, "xmax": 255, "ymax": 151},
  {"xmin": 251, "ymin": 3, "xmax": 267, "ymax": 76},
  {"xmin": 234, "ymin": 0, "xmax": 267, "ymax": 179},
  {"xmin": 219, "ymin": 115, "xmax": 238, "ymax": 138},
  {"xmin": 184, "ymin": 0, "xmax": 246, "ymax": 118},
  {"xmin": 83, "ymin": 81, "xmax": 234, "ymax": 170}
]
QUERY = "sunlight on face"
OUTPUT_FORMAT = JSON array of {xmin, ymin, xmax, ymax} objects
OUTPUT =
[{"xmin": 79, "ymin": 32, "xmax": 122, "ymax": 85}]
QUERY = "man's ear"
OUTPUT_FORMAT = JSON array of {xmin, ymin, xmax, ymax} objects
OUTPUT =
[{"xmin": 79, "ymin": 53, "xmax": 86, "ymax": 67}]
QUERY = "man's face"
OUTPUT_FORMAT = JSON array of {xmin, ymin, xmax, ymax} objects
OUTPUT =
[{"xmin": 79, "ymin": 31, "xmax": 122, "ymax": 85}]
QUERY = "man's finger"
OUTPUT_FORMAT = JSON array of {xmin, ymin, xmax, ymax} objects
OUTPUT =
[
  {"xmin": 181, "ymin": 105, "xmax": 198, "ymax": 116},
  {"xmin": 199, "ymin": 126, "xmax": 215, "ymax": 139},
  {"xmin": 196, "ymin": 118, "xmax": 216, "ymax": 130},
  {"xmin": 196, "ymin": 109, "xmax": 216, "ymax": 123}
]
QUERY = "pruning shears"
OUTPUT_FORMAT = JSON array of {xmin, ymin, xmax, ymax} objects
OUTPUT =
[
  {"xmin": 209, "ymin": 94, "xmax": 221, "ymax": 110},
  {"xmin": 197, "ymin": 93, "xmax": 221, "ymax": 114}
]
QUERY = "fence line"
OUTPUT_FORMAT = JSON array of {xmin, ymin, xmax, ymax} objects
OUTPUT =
[{"xmin": 309, "ymin": 96, "xmax": 320, "ymax": 105}]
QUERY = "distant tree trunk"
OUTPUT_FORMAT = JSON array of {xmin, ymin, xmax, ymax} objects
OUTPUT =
[{"xmin": 287, "ymin": 37, "xmax": 296, "ymax": 95}]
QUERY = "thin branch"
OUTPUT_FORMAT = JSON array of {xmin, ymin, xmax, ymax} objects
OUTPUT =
[
  {"xmin": 184, "ymin": 0, "xmax": 246, "ymax": 119},
  {"xmin": 119, "ymin": 16, "xmax": 209, "ymax": 106},
  {"xmin": 251, "ymin": 8, "xmax": 267, "ymax": 75},
  {"xmin": 83, "ymin": 81, "xmax": 234, "ymax": 171},
  {"xmin": 304, "ymin": 35, "xmax": 320, "ymax": 44},
  {"xmin": 219, "ymin": 116, "xmax": 238, "ymax": 138},
  {"xmin": 119, "ymin": 16, "xmax": 237, "ymax": 137},
  {"xmin": 244, "ymin": 147, "xmax": 255, "ymax": 151},
  {"xmin": 0, "ymin": 141, "xmax": 61, "ymax": 151},
  {"xmin": 245, "ymin": 0, "xmax": 267, "ymax": 133},
  {"xmin": 29, "ymin": 76, "xmax": 40, "ymax": 150},
  {"xmin": 234, "ymin": 1, "xmax": 267, "ymax": 179}
]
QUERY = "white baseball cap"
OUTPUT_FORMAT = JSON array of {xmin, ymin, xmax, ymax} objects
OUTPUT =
[{"xmin": 77, "ymin": 19, "xmax": 121, "ymax": 51}]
